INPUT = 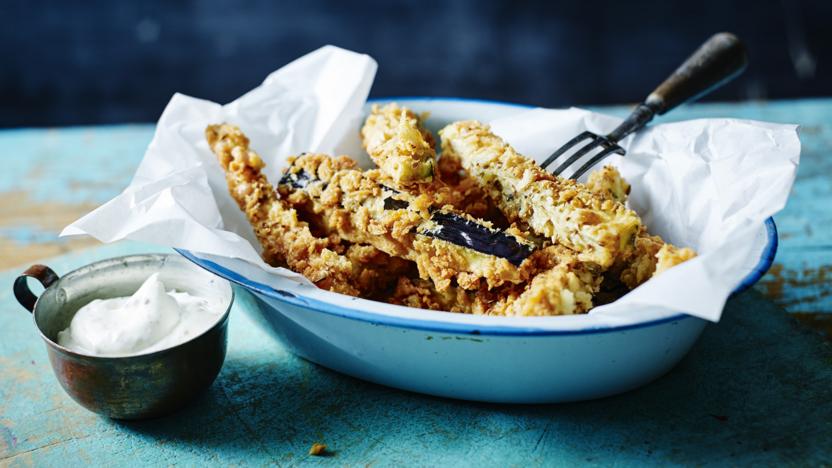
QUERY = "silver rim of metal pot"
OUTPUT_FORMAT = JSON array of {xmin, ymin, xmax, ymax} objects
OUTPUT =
[{"xmin": 14, "ymin": 265, "xmax": 59, "ymax": 313}]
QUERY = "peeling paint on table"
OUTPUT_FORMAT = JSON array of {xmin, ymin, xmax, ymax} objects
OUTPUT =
[
  {"xmin": 638, "ymin": 100, "xmax": 832, "ymax": 337},
  {"xmin": 0, "ymin": 125, "xmax": 151, "ymax": 269},
  {"xmin": 1, "ymin": 99, "xmax": 831, "ymax": 465}
]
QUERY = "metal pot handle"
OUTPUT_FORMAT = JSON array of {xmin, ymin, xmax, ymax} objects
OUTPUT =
[{"xmin": 14, "ymin": 265, "xmax": 59, "ymax": 313}]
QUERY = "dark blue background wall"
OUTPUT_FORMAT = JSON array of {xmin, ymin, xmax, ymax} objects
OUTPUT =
[{"xmin": 2, "ymin": 0, "xmax": 828, "ymax": 127}]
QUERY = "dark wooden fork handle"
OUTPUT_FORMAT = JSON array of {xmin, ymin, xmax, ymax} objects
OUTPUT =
[
  {"xmin": 607, "ymin": 32, "xmax": 747, "ymax": 143},
  {"xmin": 647, "ymin": 32, "xmax": 747, "ymax": 115}
]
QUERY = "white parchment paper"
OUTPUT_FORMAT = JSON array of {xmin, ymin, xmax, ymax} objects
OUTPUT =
[{"xmin": 62, "ymin": 45, "xmax": 800, "ymax": 323}]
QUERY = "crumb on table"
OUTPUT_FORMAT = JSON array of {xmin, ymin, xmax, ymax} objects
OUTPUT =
[{"xmin": 309, "ymin": 443, "xmax": 328, "ymax": 456}]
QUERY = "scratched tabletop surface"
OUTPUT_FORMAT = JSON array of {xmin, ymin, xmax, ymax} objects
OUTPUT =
[{"xmin": 1, "ymin": 99, "xmax": 831, "ymax": 466}]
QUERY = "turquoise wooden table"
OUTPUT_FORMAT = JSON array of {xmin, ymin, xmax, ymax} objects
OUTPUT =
[{"xmin": 2, "ymin": 99, "xmax": 831, "ymax": 466}]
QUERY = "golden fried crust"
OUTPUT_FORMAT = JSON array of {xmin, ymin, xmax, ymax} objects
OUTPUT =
[
  {"xmin": 491, "ymin": 246, "xmax": 601, "ymax": 316},
  {"xmin": 389, "ymin": 245, "xmax": 601, "ymax": 316},
  {"xmin": 344, "ymin": 244, "xmax": 415, "ymax": 299},
  {"xmin": 206, "ymin": 124, "xmax": 402, "ymax": 296},
  {"xmin": 360, "ymin": 103, "xmax": 436, "ymax": 187},
  {"xmin": 279, "ymin": 153, "xmax": 531, "ymax": 292},
  {"xmin": 208, "ymin": 118, "xmax": 697, "ymax": 316},
  {"xmin": 389, "ymin": 277, "xmax": 468, "ymax": 312},
  {"xmin": 617, "ymin": 230, "xmax": 665, "ymax": 289},
  {"xmin": 437, "ymin": 149, "xmax": 463, "ymax": 185},
  {"xmin": 586, "ymin": 165, "xmax": 631, "ymax": 203},
  {"xmin": 388, "ymin": 277, "xmax": 514, "ymax": 315},
  {"xmin": 359, "ymin": 105, "xmax": 498, "ymax": 219},
  {"xmin": 581, "ymin": 168, "xmax": 696, "ymax": 290},
  {"xmin": 655, "ymin": 243, "xmax": 696, "ymax": 275},
  {"xmin": 359, "ymin": 105, "xmax": 507, "ymax": 223},
  {"xmin": 500, "ymin": 264, "xmax": 598, "ymax": 316},
  {"xmin": 609, "ymin": 228, "xmax": 697, "ymax": 290},
  {"xmin": 440, "ymin": 121, "xmax": 642, "ymax": 269}
]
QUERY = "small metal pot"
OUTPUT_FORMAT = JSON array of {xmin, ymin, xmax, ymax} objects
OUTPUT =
[{"xmin": 13, "ymin": 254, "xmax": 233, "ymax": 420}]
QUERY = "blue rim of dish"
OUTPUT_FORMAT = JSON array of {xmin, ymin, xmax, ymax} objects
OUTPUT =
[
  {"xmin": 367, "ymin": 96, "xmax": 536, "ymax": 109},
  {"xmin": 178, "ymin": 97, "xmax": 780, "ymax": 336}
]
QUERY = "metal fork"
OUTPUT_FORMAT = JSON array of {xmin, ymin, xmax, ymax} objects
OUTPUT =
[{"xmin": 541, "ymin": 32, "xmax": 748, "ymax": 180}]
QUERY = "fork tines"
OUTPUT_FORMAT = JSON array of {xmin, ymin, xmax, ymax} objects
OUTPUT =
[{"xmin": 541, "ymin": 131, "xmax": 625, "ymax": 180}]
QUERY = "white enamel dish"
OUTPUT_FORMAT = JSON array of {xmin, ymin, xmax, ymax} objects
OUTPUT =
[{"xmin": 177, "ymin": 98, "xmax": 778, "ymax": 404}]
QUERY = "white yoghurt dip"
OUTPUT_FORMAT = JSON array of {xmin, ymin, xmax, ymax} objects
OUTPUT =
[{"xmin": 57, "ymin": 273, "xmax": 225, "ymax": 357}]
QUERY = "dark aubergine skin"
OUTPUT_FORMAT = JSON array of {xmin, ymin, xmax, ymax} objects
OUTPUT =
[
  {"xmin": 422, "ymin": 212, "xmax": 533, "ymax": 266},
  {"xmin": 278, "ymin": 171, "xmax": 535, "ymax": 266},
  {"xmin": 383, "ymin": 197, "xmax": 409, "ymax": 210},
  {"xmin": 279, "ymin": 169, "xmax": 314, "ymax": 189}
]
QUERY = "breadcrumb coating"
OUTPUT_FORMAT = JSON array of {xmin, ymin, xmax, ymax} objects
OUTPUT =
[
  {"xmin": 308, "ymin": 443, "xmax": 327, "ymax": 456},
  {"xmin": 208, "ymin": 106, "xmax": 698, "ymax": 317},
  {"xmin": 655, "ymin": 243, "xmax": 697, "ymax": 275},
  {"xmin": 580, "ymin": 170, "xmax": 696, "ymax": 289},
  {"xmin": 606, "ymin": 227, "xmax": 697, "ymax": 290},
  {"xmin": 439, "ymin": 121, "xmax": 641, "ymax": 268},
  {"xmin": 206, "ymin": 124, "xmax": 407, "ymax": 296},
  {"xmin": 488, "ymin": 246, "xmax": 601, "ymax": 316},
  {"xmin": 586, "ymin": 165, "xmax": 631, "ymax": 203},
  {"xmin": 361, "ymin": 105, "xmax": 500, "ymax": 222},
  {"xmin": 278, "ymin": 153, "xmax": 533, "ymax": 292},
  {"xmin": 616, "ymin": 229, "xmax": 666, "ymax": 289},
  {"xmin": 361, "ymin": 103, "xmax": 436, "ymax": 187},
  {"xmin": 388, "ymin": 245, "xmax": 601, "ymax": 316},
  {"xmin": 500, "ymin": 264, "xmax": 597, "ymax": 316}
]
